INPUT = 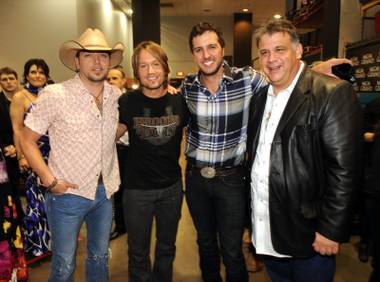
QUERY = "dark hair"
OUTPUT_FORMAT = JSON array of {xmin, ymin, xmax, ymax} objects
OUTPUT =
[
  {"xmin": 131, "ymin": 41, "xmax": 170, "ymax": 87},
  {"xmin": 254, "ymin": 19, "xmax": 299, "ymax": 47},
  {"xmin": 188, "ymin": 22, "xmax": 225, "ymax": 52},
  {"xmin": 0, "ymin": 67, "xmax": 18, "ymax": 79},
  {"xmin": 23, "ymin": 58, "xmax": 50, "ymax": 84}
]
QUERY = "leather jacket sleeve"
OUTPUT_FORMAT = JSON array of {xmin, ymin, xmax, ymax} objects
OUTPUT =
[{"xmin": 316, "ymin": 80, "xmax": 363, "ymax": 242}]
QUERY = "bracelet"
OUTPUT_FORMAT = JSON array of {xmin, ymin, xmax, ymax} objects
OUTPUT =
[
  {"xmin": 46, "ymin": 177, "xmax": 58, "ymax": 192},
  {"xmin": 17, "ymin": 155, "xmax": 25, "ymax": 161}
]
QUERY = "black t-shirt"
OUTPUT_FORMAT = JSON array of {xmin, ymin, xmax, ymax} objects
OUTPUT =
[{"xmin": 118, "ymin": 90, "xmax": 189, "ymax": 190}]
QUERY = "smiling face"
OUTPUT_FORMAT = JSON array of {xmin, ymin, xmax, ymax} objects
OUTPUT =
[
  {"xmin": 26, "ymin": 64, "xmax": 47, "ymax": 88},
  {"xmin": 137, "ymin": 49, "xmax": 166, "ymax": 91},
  {"xmin": 75, "ymin": 51, "xmax": 110, "ymax": 84},
  {"xmin": 258, "ymin": 32, "xmax": 302, "ymax": 94},
  {"xmin": 191, "ymin": 31, "xmax": 225, "ymax": 78}
]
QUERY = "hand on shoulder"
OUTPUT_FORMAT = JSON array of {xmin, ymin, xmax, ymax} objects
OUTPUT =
[{"xmin": 311, "ymin": 58, "xmax": 352, "ymax": 79}]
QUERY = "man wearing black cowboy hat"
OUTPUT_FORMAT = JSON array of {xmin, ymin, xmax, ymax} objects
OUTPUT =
[{"xmin": 21, "ymin": 28, "xmax": 124, "ymax": 282}]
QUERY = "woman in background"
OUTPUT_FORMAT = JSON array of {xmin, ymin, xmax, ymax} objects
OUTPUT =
[{"xmin": 10, "ymin": 58, "xmax": 51, "ymax": 257}]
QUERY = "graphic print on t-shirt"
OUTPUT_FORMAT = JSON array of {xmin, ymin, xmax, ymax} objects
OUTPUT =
[{"xmin": 133, "ymin": 106, "xmax": 180, "ymax": 145}]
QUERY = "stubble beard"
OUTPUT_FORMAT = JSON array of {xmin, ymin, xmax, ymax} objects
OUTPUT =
[
  {"xmin": 140, "ymin": 79, "xmax": 166, "ymax": 91},
  {"xmin": 200, "ymin": 59, "xmax": 224, "ymax": 77},
  {"xmin": 87, "ymin": 72, "xmax": 107, "ymax": 83}
]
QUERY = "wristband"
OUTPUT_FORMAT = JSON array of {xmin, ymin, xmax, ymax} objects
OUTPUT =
[{"xmin": 46, "ymin": 177, "xmax": 58, "ymax": 192}]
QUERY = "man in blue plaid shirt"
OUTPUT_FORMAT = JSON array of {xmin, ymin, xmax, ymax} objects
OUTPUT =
[{"xmin": 182, "ymin": 22, "xmax": 267, "ymax": 282}]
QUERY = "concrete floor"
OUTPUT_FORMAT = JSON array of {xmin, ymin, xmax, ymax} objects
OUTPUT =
[{"xmin": 28, "ymin": 199, "xmax": 372, "ymax": 281}]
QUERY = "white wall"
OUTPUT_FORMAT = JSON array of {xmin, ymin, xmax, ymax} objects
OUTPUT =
[
  {"xmin": 0, "ymin": 0, "xmax": 133, "ymax": 83},
  {"xmin": 161, "ymin": 16, "xmax": 234, "ymax": 77},
  {"xmin": 0, "ymin": 0, "xmax": 76, "ymax": 82}
]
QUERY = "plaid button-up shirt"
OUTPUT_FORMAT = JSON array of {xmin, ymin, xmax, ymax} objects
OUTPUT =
[
  {"xmin": 24, "ymin": 74, "xmax": 121, "ymax": 200},
  {"xmin": 182, "ymin": 62, "xmax": 267, "ymax": 167}
]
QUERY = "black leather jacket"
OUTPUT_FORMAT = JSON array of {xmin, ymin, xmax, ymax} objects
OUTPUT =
[{"xmin": 245, "ymin": 67, "xmax": 363, "ymax": 257}]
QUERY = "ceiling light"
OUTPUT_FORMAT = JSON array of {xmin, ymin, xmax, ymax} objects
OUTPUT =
[
  {"xmin": 274, "ymin": 14, "xmax": 282, "ymax": 19},
  {"xmin": 242, "ymin": 8, "xmax": 249, "ymax": 12}
]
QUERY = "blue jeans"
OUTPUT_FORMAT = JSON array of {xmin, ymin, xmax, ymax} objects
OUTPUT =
[
  {"xmin": 123, "ymin": 180, "xmax": 183, "ymax": 282},
  {"xmin": 185, "ymin": 167, "xmax": 248, "ymax": 282},
  {"xmin": 264, "ymin": 254, "xmax": 335, "ymax": 282},
  {"xmin": 45, "ymin": 184, "xmax": 112, "ymax": 282}
]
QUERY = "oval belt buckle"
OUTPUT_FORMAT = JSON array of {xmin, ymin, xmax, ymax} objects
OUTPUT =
[{"xmin": 200, "ymin": 167, "xmax": 216, "ymax": 179}]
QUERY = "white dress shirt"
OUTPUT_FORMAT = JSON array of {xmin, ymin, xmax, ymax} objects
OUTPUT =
[{"xmin": 250, "ymin": 62, "xmax": 305, "ymax": 257}]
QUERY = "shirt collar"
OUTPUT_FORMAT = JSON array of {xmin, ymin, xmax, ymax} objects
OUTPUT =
[
  {"xmin": 73, "ymin": 73, "xmax": 112, "ymax": 99},
  {"xmin": 267, "ymin": 61, "xmax": 305, "ymax": 97}
]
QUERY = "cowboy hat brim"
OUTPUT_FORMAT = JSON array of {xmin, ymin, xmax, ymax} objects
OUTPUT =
[{"xmin": 59, "ymin": 40, "xmax": 124, "ymax": 71}]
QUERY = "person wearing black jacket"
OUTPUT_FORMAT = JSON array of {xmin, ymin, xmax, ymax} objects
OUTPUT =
[
  {"xmin": 245, "ymin": 19, "xmax": 362, "ymax": 281},
  {"xmin": 0, "ymin": 67, "xmax": 22, "ymax": 211}
]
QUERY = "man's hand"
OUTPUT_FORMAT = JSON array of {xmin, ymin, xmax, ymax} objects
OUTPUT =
[
  {"xmin": 18, "ymin": 157, "xmax": 29, "ymax": 172},
  {"xmin": 311, "ymin": 58, "xmax": 352, "ymax": 79},
  {"xmin": 167, "ymin": 85, "xmax": 179, "ymax": 95},
  {"xmin": 49, "ymin": 179, "xmax": 78, "ymax": 195},
  {"xmin": 3, "ymin": 145, "xmax": 16, "ymax": 158},
  {"xmin": 312, "ymin": 232, "xmax": 339, "ymax": 255}
]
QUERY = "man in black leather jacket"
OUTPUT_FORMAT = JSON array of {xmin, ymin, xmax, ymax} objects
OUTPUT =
[{"xmin": 246, "ymin": 19, "xmax": 363, "ymax": 281}]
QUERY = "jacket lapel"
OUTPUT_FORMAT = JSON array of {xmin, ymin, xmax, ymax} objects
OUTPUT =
[
  {"xmin": 275, "ymin": 68, "xmax": 312, "ymax": 136},
  {"xmin": 248, "ymin": 86, "xmax": 268, "ymax": 157}
]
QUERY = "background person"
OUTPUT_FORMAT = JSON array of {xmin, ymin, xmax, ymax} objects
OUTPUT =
[
  {"xmin": 107, "ymin": 67, "xmax": 128, "ymax": 240},
  {"xmin": 0, "ymin": 67, "xmax": 23, "ymax": 218},
  {"xmin": 10, "ymin": 58, "xmax": 51, "ymax": 257}
]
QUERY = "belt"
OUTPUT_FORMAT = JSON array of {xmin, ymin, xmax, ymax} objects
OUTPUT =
[{"xmin": 187, "ymin": 163, "xmax": 243, "ymax": 179}]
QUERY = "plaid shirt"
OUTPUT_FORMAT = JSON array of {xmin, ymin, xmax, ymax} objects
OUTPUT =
[{"xmin": 182, "ymin": 62, "xmax": 267, "ymax": 167}]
